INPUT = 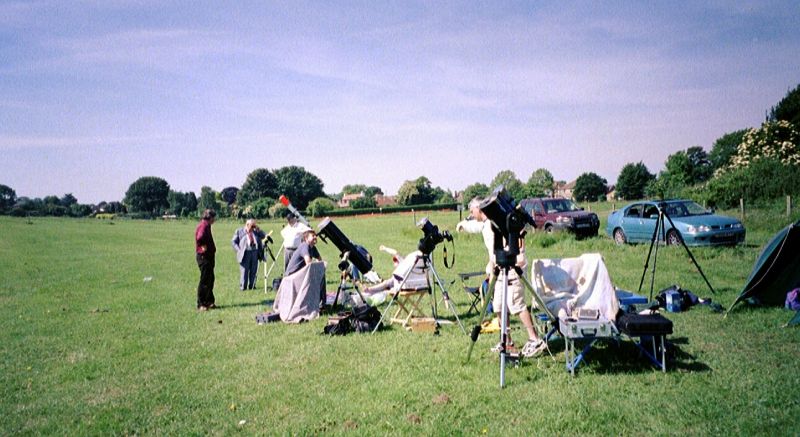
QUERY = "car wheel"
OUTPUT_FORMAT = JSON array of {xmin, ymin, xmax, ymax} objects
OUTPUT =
[
  {"xmin": 666, "ymin": 229, "xmax": 682, "ymax": 246},
  {"xmin": 545, "ymin": 224, "xmax": 554, "ymax": 234},
  {"xmin": 613, "ymin": 228, "xmax": 626, "ymax": 245}
]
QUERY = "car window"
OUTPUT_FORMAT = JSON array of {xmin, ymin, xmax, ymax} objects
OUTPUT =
[
  {"xmin": 625, "ymin": 204, "xmax": 642, "ymax": 218},
  {"xmin": 543, "ymin": 200, "xmax": 565, "ymax": 213},
  {"xmin": 643, "ymin": 205, "xmax": 659, "ymax": 219},
  {"xmin": 533, "ymin": 202, "xmax": 544, "ymax": 214},
  {"xmin": 681, "ymin": 201, "xmax": 707, "ymax": 216}
]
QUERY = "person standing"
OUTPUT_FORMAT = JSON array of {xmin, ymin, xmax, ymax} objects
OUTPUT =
[
  {"xmin": 195, "ymin": 209, "xmax": 217, "ymax": 311},
  {"xmin": 280, "ymin": 212, "xmax": 311, "ymax": 270},
  {"xmin": 231, "ymin": 218, "xmax": 266, "ymax": 290},
  {"xmin": 469, "ymin": 198, "xmax": 546, "ymax": 358}
]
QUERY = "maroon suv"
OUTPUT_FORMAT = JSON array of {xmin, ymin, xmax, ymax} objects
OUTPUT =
[{"xmin": 519, "ymin": 198, "xmax": 600, "ymax": 237}]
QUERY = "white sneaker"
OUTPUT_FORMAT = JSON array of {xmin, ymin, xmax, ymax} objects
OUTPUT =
[{"xmin": 521, "ymin": 339, "xmax": 547, "ymax": 358}]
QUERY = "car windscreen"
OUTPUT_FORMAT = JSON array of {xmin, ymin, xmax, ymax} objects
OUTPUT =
[
  {"xmin": 543, "ymin": 199, "xmax": 578, "ymax": 213},
  {"xmin": 681, "ymin": 201, "xmax": 709, "ymax": 216}
]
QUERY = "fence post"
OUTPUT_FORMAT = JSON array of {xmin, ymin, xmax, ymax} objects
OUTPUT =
[
  {"xmin": 788, "ymin": 195, "xmax": 792, "ymax": 218},
  {"xmin": 412, "ymin": 209, "xmax": 416, "ymax": 224},
  {"xmin": 740, "ymin": 198, "xmax": 745, "ymax": 221}
]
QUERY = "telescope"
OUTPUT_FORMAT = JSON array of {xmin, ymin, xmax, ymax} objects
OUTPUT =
[
  {"xmin": 279, "ymin": 195, "xmax": 310, "ymax": 226},
  {"xmin": 316, "ymin": 217, "xmax": 373, "ymax": 274},
  {"xmin": 479, "ymin": 186, "xmax": 535, "ymax": 266}
]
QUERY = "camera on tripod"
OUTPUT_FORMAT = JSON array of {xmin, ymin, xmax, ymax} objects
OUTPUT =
[
  {"xmin": 479, "ymin": 186, "xmax": 535, "ymax": 266},
  {"xmin": 416, "ymin": 217, "xmax": 453, "ymax": 255}
]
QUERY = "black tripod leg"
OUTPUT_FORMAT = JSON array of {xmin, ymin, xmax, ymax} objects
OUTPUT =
[
  {"xmin": 638, "ymin": 215, "xmax": 662, "ymax": 294},
  {"xmin": 465, "ymin": 273, "xmax": 498, "ymax": 363},
  {"xmin": 662, "ymin": 212, "xmax": 717, "ymax": 295}
]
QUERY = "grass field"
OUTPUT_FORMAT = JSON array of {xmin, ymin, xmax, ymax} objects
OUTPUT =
[{"xmin": 1, "ymin": 206, "xmax": 799, "ymax": 435}]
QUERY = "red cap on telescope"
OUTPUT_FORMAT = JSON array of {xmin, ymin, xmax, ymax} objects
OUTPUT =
[{"xmin": 279, "ymin": 195, "xmax": 290, "ymax": 206}]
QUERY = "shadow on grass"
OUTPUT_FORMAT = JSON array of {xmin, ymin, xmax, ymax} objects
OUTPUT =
[
  {"xmin": 542, "ymin": 336, "xmax": 711, "ymax": 375},
  {"xmin": 214, "ymin": 299, "xmax": 274, "ymax": 309}
]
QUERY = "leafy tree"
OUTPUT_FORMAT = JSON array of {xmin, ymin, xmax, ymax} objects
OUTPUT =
[
  {"xmin": 237, "ymin": 169, "xmax": 278, "ymax": 205},
  {"xmin": 220, "ymin": 186, "xmax": 239, "ymax": 206},
  {"xmin": 274, "ymin": 166, "xmax": 325, "ymax": 210},
  {"xmin": 490, "ymin": 170, "xmax": 526, "ymax": 201},
  {"xmin": 268, "ymin": 200, "xmax": 289, "ymax": 219},
  {"xmin": 342, "ymin": 184, "xmax": 367, "ymax": 195},
  {"xmin": 706, "ymin": 158, "xmax": 800, "ymax": 208},
  {"xmin": 396, "ymin": 176, "xmax": 435, "ymax": 205},
  {"xmin": 726, "ymin": 121, "xmax": 800, "ymax": 171},
  {"xmin": 709, "ymin": 129, "xmax": 748, "ymax": 171},
  {"xmin": 197, "ymin": 186, "xmax": 219, "ymax": 213},
  {"xmin": 350, "ymin": 196, "xmax": 377, "ymax": 209},
  {"xmin": 431, "ymin": 187, "xmax": 455, "ymax": 204},
  {"xmin": 307, "ymin": 197, "xmax": 336, "ymax": 217},
  {"xmin": 525, "ymin": 168, "xmax": 555, "ymax": 198},
  {"xmin": 124, "ymin": 176, "xmax": 170, "ymax": 215},
  {"xmin": 461, "ymin": 183, "xmax": 490, "ymax": 206},
  {"xmin": 0, "ymin": 184, "xmax": 17, "ymax": 214},
  {"xmin": 60, "ymin": 193, "xmax": 78, "ymax": 207},
  {"xmin": 105, "ymin": 201, "xmax": 126, "ymax": 214},
  {"xmin": 616, "ymin": 162, "xmax": 654, "ymax": 200},
  {"xmin": 43, "ymin": 195, "xmax": 60, "ymax": 205},
  {"xmin": 69, "ymin": 203, "xmax": 92, "ymax": 217},
  {"xmin": 249, "ymin": 197, "xmax": 274, "ymax": 219},
  {"xmin": 167, "ymin": 190, "xmax": 198, "ymax": 216},
  {"xmin": 364, "ymin": 186, "xmax": 383, "ymax": 197},
  {"xmin": 768, "ymin": 83, "xmax": 800, "ymax": 125},
  {"xmin": 573, "ymin": 172, "xmax": 607, "ymax": 202}
]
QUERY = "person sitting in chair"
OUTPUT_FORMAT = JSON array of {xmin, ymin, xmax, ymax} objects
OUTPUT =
[
  {"xmin": 285, "ymin": 230, "xmax": 327, "ymax": 306},
  {"xmin": 362, "ymin": 245, "xmax": 428, "ymax": 294}
]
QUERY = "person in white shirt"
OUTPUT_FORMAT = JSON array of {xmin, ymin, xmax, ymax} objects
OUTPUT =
[{"xmin": 280, "ymin": 212, "xmax": 311, "ymax": 270}]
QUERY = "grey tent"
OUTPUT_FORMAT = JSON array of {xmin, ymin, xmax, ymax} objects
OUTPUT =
[{"xmin": 729, "ymin": 220, "xmax": 800, "ymax": 325}]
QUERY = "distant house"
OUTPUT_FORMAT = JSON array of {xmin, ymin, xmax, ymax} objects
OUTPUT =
[
  {"xmin": 606, "ymin": 185, "xmax": 617, "ymax": 201},
  {"xmin": 338, "ymin": 192, "xmax": 364, "ymax": 208},
  {"xmin": 554, "ymin": 180, "xmax": 576, "ymax": 199},
  {"xmin": 374, "ymin": 195, "xmax": 396, "ymax": 207}
]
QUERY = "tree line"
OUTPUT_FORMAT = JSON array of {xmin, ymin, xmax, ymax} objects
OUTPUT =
[{"xmin": 2, "ymin": 84, "xmax": 798, "ymax": 218}]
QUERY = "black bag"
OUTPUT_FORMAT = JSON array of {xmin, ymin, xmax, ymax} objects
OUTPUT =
[
  {"xmin": 352, "ymin": 304, "xmax": 382, "ymax": 333},
  {"xmin": 323, "ymin": 311, "xmax": 353, "ymax": 335}
]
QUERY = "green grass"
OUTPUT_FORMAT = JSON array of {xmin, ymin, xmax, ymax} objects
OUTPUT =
[{"xmin": 1, "ymin": 210, "xmax": 798, "ymax": 435}]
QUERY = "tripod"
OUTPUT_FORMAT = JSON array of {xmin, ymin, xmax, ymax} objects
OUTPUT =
[
  {"xmin": 638, "ymin": 205, "xmax": 716, "ymax": 300},
  {"xmin": 263, "ymin": 243, "xmax": 284, "ymax": 293},
  {"xmin": 465, "ymin": 257, "xmax": 556, "ymax": 388},
  {"xmin": 331, "ymin": 260, "xmax": 367, "ymax": 310},
  {"xmin": 372, "ymin": 253, "xmax": 466, "ymax": 335}
]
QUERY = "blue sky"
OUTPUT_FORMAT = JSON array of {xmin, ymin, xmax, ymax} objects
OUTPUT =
[{"xmin": 2, "ymin": 1, "xmax": 799, "ymax": 203}]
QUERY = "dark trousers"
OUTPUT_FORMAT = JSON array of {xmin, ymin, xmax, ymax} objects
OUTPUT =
[{"xmin": 196, "ymin": 253, "xmax": 216, "ymax": 307}]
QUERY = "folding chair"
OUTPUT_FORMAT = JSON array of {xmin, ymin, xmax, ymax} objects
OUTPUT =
[
  {"xmin": 456, "ymin": 271, "xmax": 485, "ymax": 316},
  {"xmin": 387, "ymin": 284, "xmax": 430, "ymax": 328}
]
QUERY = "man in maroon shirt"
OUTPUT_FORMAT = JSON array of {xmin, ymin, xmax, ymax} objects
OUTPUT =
[{"xmin": 195, "ymin": 209, "xmax": 217, "ymax": 311}]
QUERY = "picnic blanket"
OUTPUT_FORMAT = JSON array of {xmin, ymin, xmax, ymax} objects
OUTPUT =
[
  {"xmin": 273, "ymin": 261, "xmax": 326, "ymax": 323},
  {"xmin": 530, "ymin": 253, "xmax": 619, "ymax": 321}
]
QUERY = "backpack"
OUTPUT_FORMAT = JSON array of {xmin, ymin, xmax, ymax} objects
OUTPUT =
[{"xmin": 351, "ymin": 304, "xmax": 383, "ymax": 333}]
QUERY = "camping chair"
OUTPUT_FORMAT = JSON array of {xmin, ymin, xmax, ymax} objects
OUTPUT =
[
  {"xmin": 386, "ymin": 284, "xmax": 431, "ymax": 328},
  {"xmin": 455, "ymin": 271, "xmax": 485, "ymax": 316}
]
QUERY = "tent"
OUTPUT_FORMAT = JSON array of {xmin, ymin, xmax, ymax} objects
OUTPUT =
[{"xmin": 729, "ymin": 220, "xmax": 800, "ymax": 325}]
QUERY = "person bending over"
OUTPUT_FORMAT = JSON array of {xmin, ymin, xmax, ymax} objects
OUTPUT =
[
  {"xmin": 469, "ymin": 197, "xmax": 546, "ymax": 358},
  {"xmin": 231, "ymin": 218, "xmax": 266, "ymax": 290},
  {"xmin": 285, "ymin": 230, "xmax": 327, "ymax": 306}
]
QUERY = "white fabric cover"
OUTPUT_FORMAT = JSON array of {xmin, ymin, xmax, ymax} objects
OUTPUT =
[
  {"xmin": 530, "ymin": 253, "xmax": 619, "ymax": 321},
  {"xmin": 456, "ymin": 219, "xmax": 484, "ymax": 234},
  {"xmin": 273, "ymin": 261, "xmax": 325, "ymax": 323}
]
